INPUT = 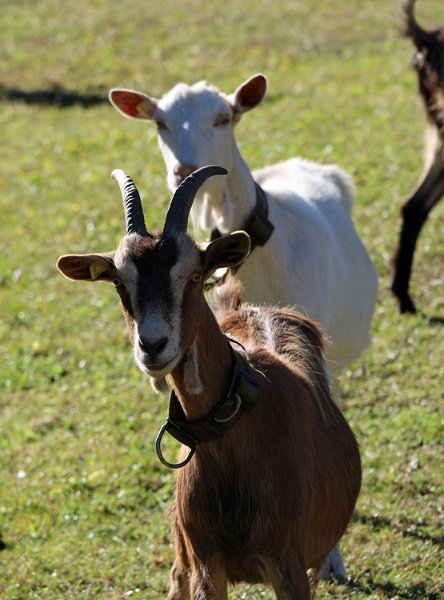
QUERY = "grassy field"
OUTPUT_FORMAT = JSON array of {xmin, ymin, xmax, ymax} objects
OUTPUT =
[{"xmin": 1, "ymin": 0, "xmax": 443, "ymax": 598}]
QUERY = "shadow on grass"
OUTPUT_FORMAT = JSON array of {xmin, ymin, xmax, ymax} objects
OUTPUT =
[
  {"xmin": 402, "ymin": 527, "xmax": 444, "ymax": 548},
  {"xmin": 355, "ymin": 512, "xmax": 444, "ymax": 549},
  {"xmin": 344, "ymin": 575, "xmax": 443, "ymax": 599},
  {"xmin": 348, "ymin": 513, "xmax": 443, "ymax": 597},
  {"xmin": 428, "ymin": 315, "xmax": 444, "ymax": 325},
  {"xmin": 0, "ymin": 85, "xmax": 287, "ymax": 109},
  {"xmin": 0, "ymin": 84, "xmax": 107, "ymax": 108}
]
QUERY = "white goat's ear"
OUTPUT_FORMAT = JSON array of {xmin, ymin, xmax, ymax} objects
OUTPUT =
[
  {"xmin": 229, "ymin": 74, "xmax": 267, "ymax": 122},
  {"xmin": 109, "ymin": 88, "xmax": 158, "ymax": 120},
  {"xmin": 57, "ymin": 253, "xmax": 116, "ymax": 282},
  {"xmin": 202, "ymin": 231, "xmax": 251, "ymax": 278}
]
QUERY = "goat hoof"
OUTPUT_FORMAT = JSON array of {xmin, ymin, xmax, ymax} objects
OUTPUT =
[
  {"xmin": 399, "ymin": 296, "xmax": 417, "ymax": 314},
  {"xmin": 319, "ymin": 546, "xmax": 346, "ymax": 583},
  {"xmin": 390, "ymin": 282, "xmax": 417, "ymax": 315}
]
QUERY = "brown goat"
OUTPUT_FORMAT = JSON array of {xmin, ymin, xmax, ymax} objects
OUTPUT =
[
  {"xmin": 391, "ymin": 0, "xmax": 444, "ymax": 313},
  {"xmin": 57, "ymin": 167, "xmax": 361, "ymax": 599}
]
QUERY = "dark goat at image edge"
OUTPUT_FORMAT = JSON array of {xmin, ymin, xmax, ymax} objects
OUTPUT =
[{"xmin": 391, "ymin": 0, "xmax": 444, "ymax": 314}]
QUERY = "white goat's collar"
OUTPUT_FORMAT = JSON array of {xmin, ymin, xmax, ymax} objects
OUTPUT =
[{"xmin": 210, "ymin": 182, "xmax": 274, "ymax": 251}]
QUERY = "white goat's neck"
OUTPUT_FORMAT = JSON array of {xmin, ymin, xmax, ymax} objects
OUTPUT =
[
  {"xmin": 198, "ymin": 145, "xmax": 257, "ymax": 234},
  {"xmin": 169, "ymin": 301, "xmax": 233, "ymax": 422}
]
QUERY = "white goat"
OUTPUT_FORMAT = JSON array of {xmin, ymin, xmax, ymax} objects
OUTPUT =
[{"xmin": 109, "ymin": 74, "xmax": 378, "ymax": 404}]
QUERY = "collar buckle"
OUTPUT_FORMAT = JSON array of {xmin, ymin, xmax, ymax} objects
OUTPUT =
[
  {"xmin": 214, "ymin": 394, "xmax": 242, "ymax": 423},
  {"xmin": 155, "ymin": 347, "xmax": 259, "ymax": 468}
]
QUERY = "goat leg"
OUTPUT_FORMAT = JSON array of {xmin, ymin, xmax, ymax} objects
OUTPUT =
[
  {"xmin": 168, "ymin": 526, "xmax": 191, "ymax": 600},
  {"xmin": 188, "ymin": 561, "xmax": 228, "ymax": 600},
  {"xmin": 272, "ymin": 559, "xmax": 312, "ymax": 600},
  {"xmin": 318, "ymin": 543, "xmax": 346, "ymax": 582},
  {"xmin": 168, "ymin": 558, "xmax": 191, "ymax": 600},
  {"xmin": 391, "ymin": 151, "xmax": 444, "ymax": 313}
]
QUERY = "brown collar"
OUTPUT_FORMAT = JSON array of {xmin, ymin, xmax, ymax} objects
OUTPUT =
[{"xmin": 155, "ymin": 345, "xmax": 259, "ymax": 469}]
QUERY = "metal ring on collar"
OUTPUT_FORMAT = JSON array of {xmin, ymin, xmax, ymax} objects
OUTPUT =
[
  {"xmin": 214, "ymin": 394, "xmax": 242, "ymax": 423},
  {"xmin": 155, "ymin": 423, "xmax": 196, "ymax": 469}
]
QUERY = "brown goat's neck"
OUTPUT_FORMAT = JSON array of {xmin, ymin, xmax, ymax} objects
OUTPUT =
[{"xmin": 169, "ymin": 300, "xmax": 233, "ymax": 421}]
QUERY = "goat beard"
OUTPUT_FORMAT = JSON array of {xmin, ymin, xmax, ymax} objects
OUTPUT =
[
  {"xmin": 149, "ymin": 340, "xmax": 203, "ymax": 396},
  {"xmin": 150, "ymin": 376, "xmax": 168, "ymax": 394}
]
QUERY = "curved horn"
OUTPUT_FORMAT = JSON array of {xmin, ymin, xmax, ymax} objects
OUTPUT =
[
  {"xmin": 399, "ymin": 0, "xmax": 434, "ymax": 46},
  {"xmin": 164, "ymin": 165, "xmax": 228, "ymax": 234},
  {"xmin": 111, "ymin": 169, "xmax": 148, "ymax": 237}
]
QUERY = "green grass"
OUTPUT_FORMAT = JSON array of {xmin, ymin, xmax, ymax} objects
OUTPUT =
[{"xmin": 1, "ymin": 0, "xmax": 443, "ymax": 598}]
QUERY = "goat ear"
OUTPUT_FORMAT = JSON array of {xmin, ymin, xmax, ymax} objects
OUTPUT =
[
  {"xmin": 109, "ymin": 88, "xmax": 158, "ymax": 120},
  {"xmin": 57, "ymin": 253, "xmax": 116, "ymax": 282},
  {"xmin": 229, "ymin": 74, "xmax": 267, "ymax": 122},
  {"xmin": 202, "ymin": 231, "xmax": 251, "ymax": 278}
]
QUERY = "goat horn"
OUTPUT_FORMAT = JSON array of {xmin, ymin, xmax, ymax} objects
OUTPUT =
[
  {"xmin": 111, "ymin": 169, "xmax": 149, "ymax": 237},
  {"xmin": 400, "ymin": 0, "xmax": 433, "ymax": 46},
  {"xmin": 163, "ymin": 165, "xmax": 228, "ymax": 234}
]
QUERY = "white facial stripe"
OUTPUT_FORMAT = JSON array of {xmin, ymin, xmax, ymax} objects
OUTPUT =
[
  {"xmin": 169, "ymin": 235, "xmax": 201, "ymax": 299},
  {"xmin": 114, "ymin": 242, "xmax": 139, "ymax": 294},
  {"xmin": 114, "ymin": 234, "xmax": 201, "ymax": 378},
  {"xmin": 137, "ymin": 303, "xmax": 174, "ymax": 343},
  {"xmin": 136, "ymin": 236, "xmax": 199, "ymax": 376},
  {"xmin": 135, "ymin": 237, "xmax": 199, "ymax": 367}
]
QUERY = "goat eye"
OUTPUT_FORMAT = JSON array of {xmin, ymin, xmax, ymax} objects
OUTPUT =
[
  {"xmin": 214, "ymin": 115, "xmax": 230, "ymax": 127},
  {"xmin": 190, "ymin": 272, "xmax": 202, "ymax": 284},
  {"xmin": 113, "ymin": 279, "xmax": 123, "ymax": 288}
]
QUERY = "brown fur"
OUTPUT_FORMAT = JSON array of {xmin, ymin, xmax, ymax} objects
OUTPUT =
[
  {"xmin": 391, "ymin": 0, "xmax": 444, "ymax": 313},
  {"xmin": 168, "ymin": 279, "xmax": 361, "ymax": 599},
  {"xmin": 57, "ymin": 226, "xmax": 361, "ymax": 599}
]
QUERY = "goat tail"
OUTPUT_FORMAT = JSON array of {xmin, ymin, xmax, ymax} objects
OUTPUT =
[{"xmin": 326, "ymin": 166, "xmax": 355, "ymax": 216}]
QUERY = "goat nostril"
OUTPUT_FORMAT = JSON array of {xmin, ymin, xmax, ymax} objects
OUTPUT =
[
  {"xmin": 139, "ymin": 336, "xmax": 168, "ymax": 356},
  {"xmin": 153, "ymin": 336, "xmax": 168, "ymax": 354}
]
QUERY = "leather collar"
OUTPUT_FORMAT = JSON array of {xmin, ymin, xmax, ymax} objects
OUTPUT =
[
  {"xmin": 155, "ymin": 345, "xmax": 259, "ymax": 469},
  {"xmin": 210, "ymin": 182, "xmax": 274, "ymax": 251}
]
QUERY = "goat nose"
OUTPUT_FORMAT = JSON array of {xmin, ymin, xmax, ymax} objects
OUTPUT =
[
  {"xmin": 139, "ymin": 336, "xmax": 168, "ymax": 356},
  {"xmin": 173, "ymin": 164, "xmax": 198, "ymax": 182}
]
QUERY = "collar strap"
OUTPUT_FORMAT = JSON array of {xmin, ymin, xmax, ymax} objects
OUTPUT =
[
  {"xmin": 155, "ymin": 346, "xmax": 259, "ymax": 469},
  {"xmin": 210, "ymin": 183, "xmax": 274, "ymax": 251}
]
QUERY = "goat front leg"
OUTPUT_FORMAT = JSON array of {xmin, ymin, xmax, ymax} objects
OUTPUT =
[
  {"xmin": 168, "ymin": 558, "xmax": 190, "ymax": 600},
  {"xmin": 168, "ymin": 524, "xmax": 191, "ymax": 600},
  {"xmin": 272, "ymin": 558, "xmax": 312, "ymax": 600},
  {"xmin": 188, "ymin": 561, "xmax": 228, "ymax": 600},
  {"xmin": 391, "ymin": 151, "xmax": 444, "ymax": 313}
]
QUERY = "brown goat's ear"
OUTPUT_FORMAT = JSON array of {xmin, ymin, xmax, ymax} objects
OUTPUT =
[
  {"xmin": 229, "ymin": 74, "xmax": 267, "ymax": 123},
  {"xmin": 109, "ymin": 89, "xmax": 158, "ymax": 120},
  {"xmin": 202, "ymin": 231, "xmax": 251, "ymax": 279},
  {"xmin": 57, "ymin": 253, "xmax": 116, "ymax": 282}
]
